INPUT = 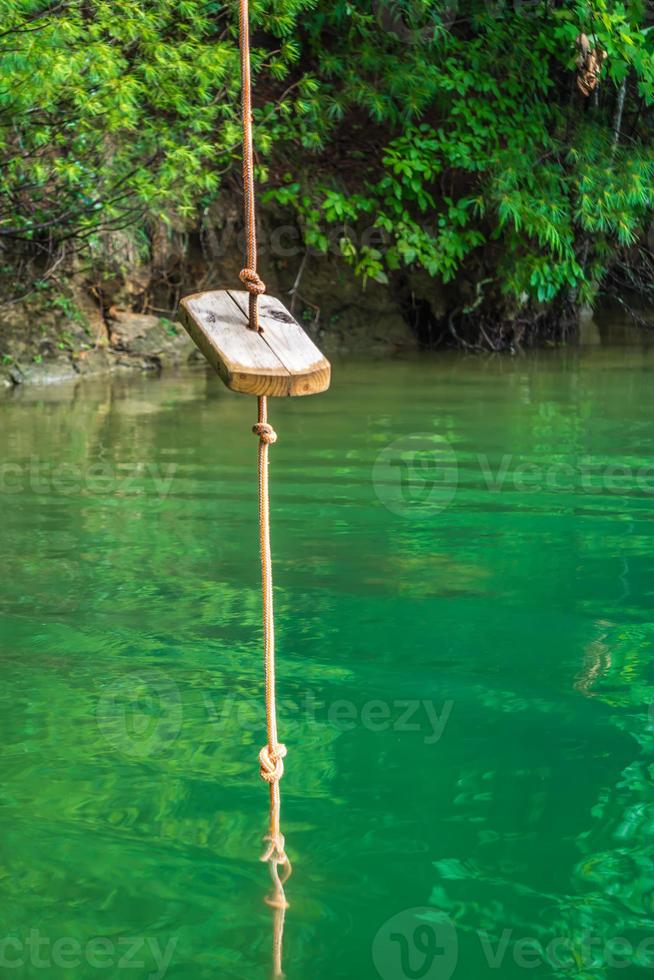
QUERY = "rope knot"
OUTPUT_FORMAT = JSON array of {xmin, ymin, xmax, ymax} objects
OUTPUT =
[
  {"xmin": 239, "ymin": 268, "xmax": 266, "ymax": 295},
  {"xmin": 259, "ymin": 743, "xmax": 287, "ymax": 784},
  {"xmin": 260, "ymin": 832, "xmax": 292, "ymax": 910},
  {"xmin": 253, "ymin": 422, "xmax": 277, "ymax": 445}
]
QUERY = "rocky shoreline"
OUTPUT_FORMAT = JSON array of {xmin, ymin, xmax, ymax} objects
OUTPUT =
[
  {"xmin": 1, "ymin": 310, "xmax": 199, "ymax": 388},
  {"xmin": 0, "ymin": 238, "xmax": 423, "ymax": 389},
  {"xmin": 2, "ymin": 211, "xmax": 649, "ymax": 390}
]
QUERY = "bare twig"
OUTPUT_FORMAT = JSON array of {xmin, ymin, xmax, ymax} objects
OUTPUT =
[{"xmin": 287, "ymin": 251, "xmax": 308, "ymax": 315}]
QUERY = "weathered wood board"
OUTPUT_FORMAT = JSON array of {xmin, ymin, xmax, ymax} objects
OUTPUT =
[{"xmin": 178, "ymin": 289, "xmax": 331, "ymax": 397}]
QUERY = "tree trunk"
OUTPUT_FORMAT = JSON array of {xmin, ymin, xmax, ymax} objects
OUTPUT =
[{"xmin": 612, "ymin": 74, "xmax": 628, "ymax": 154}]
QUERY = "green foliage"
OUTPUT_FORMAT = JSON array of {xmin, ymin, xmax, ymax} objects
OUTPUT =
[
  {"xmin": 0, "ymin": 0, "xmax": 312, "ymax": 236},
  {"xmin": 159, "ymin": 317, "xmax": 179, "ymax": 336},
  {"xmin": 1, "ymin": 0, "xmax": 654, "ymax": 315},
  {"xmin": 264, "ymin": 0, "xmax": 654, "ymax": 307}
]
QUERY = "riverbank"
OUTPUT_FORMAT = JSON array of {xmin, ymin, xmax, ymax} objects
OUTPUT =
[
  {"xmin": 0, "ymin": 231, "xmax": 424, "ymax": 388},
  {"xmin": 1, "ymin": 246, "xmax": 651, "ymax": 390}
]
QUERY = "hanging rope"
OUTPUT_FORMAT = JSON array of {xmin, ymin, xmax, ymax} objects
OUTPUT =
[
  {"xmin": 239, "ymin": 0, "xmax": 291, "ymax": 929},
  {"xmin": 254, "ymin": 401, "xmax": 291, "ymax": 916},
  {"xmin": 238, "ymin": 0, "xmax": 265, "ymax": 333},
  {"xmin": 252, "ymin": 398, "xmax": 288, "ymax": 871}
]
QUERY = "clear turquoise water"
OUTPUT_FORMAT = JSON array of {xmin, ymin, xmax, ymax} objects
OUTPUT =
[{"xmin": 1, "ymin": 349, "xmax": 654, "ymax": 979}]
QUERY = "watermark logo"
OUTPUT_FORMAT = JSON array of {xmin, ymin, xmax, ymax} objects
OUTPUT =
[
  {"xmin": 372, "ymin": 0, "xmax": 546, "ymax": 42},
  {"xmin": 95, "ymin": 683, "xmax": 453, "ymax": 757},
  {"xmin": 373, "ymin": 910, "xmax": 654, "ymax": 976},
  {"xmin": 96, "ymin": 670, "xmax": 183, "ymax": 757},
  {"xmin": 373, "ymin": 436, "xmax": 654, "ymax": 518},
  {"xmin": 373, "ymin": 0, "xmax": 455, "ymax": 42},
  {"xmin": 373, "ymin": 908, "xmax": 458, "ymax": 980},
  {"xmin": 373, "ymin": 433, "xmax": 458, "ymax": 518}
]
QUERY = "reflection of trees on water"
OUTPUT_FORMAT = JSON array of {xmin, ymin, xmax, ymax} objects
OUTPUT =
[
  {"xmin": 427, "ymin": 621, "xmax": 654, "ymax": 977},
  {"xmin": 573, "ymin": 622, "xmax": 654, "ymax": 956}
]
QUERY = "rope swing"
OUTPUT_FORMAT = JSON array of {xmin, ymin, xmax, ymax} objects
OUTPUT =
[
  {"xmin": 179, "ymin": 1, "xmax": 330, "ymax": 967},
  {"xmin": 238, "ymin": 0, "xmax": 292, "ymax": 917}
]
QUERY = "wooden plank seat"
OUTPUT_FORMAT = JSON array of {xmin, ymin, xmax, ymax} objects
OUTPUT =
[{"xmin": 178, "ymin": 289, "xmax": 331, "ymax": 397}]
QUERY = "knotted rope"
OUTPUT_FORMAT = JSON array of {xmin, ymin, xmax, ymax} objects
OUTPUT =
[
  {"xmin": 252, "ymin": 421, "xmax": 277, "ymax": 446},
  {"xmin": 259, "ymin": 741, "xmax": 286, "ymax": 782},
  {"xmin": 253, "ymin": 396, "xmax": 291, "ymax": 921},
  {"xmin": 252, "ymin": 397, "xmax": 287, "ymax": 840},
  {"xmin": 240, "ymin": 0, "xmax": 290, "ymax": 961}
]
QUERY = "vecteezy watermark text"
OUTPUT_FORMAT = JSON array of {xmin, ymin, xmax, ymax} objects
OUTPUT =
[
  {"xmin": 0, "ymin": 457, "xmax": 177, "ymax": 497},
  {"xmin": 96, "ymin": 671, "xmax": 454, "ymax": 757},
  {"xmin": 373, "ymin": 434, "xmax": 654, "ymax": 517},
  {"xmin": 0, "ymin": 931, "xmax": 177, "ymax": 978},
  {"xmin": 373, "ymin": 908, "xmax": 654, "ymax": 979},
  {"xmin": 206, "ymin": 692, "xmax": 453, "ymax": 746}
]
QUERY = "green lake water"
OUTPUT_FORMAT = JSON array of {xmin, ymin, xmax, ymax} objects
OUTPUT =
[{"xmin": 1, "ymin": 347, "xmax": 654, "ymax": 979}]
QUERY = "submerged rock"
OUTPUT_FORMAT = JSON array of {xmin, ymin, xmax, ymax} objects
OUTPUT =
[
  {"xmin": 72, "ymin": 348, "xmax": 114, "ymax": 376},
  {"xmin": 108, "ymin": 310, "xmax": 194, "ymax": 365},
  {"xmin": 9, "ymin": 358, "xmax": 79, "ymax": 386},
  {"xmin": 2, "ymin": 312, "xmax": 195, "ymax": 388}
]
